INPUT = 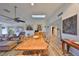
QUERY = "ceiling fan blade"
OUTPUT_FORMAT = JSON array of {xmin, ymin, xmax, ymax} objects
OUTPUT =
[
  {"xmin": 15, "ymin": 19, "xmax": 25, "ymax": 23},
  {"xmin": 0, "ymin": 6, "xmax": 25, "ymax": 23},
  {"xmin": 0, "ymin": 14, "xmax": 13, "ymax": 20}
]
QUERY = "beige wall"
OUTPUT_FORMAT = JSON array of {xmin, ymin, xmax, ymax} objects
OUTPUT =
[{"xmin": 45, "ymin": 4, "xmax": 70, "ymax": 40}]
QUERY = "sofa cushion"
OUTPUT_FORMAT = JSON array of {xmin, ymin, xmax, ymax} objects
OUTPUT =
[
  {"xmin": 2, "ymin": 38, "xmax": 8, "ymax": 41},
  {"xmin": 0, "ymin": 41, "xmax": 17, "ymax": 50},
  {"xmin": 0, "ymin": 37, "xmax": 2, "ymax": 42},
  {"xmin": 0, "ymin": 41, "xmax": 17, "ymax": 46}
]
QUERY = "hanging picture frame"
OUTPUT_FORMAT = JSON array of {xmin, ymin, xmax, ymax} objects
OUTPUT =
[{"xmin": 63, "ymin": 14, "xmax": 77, "ymax": 35}]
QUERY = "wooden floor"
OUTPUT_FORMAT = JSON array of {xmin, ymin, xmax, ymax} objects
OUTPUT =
[
  {"xmin": 0, "ymin": 35, "xmax": 73, "ymax": 56},
  {"xmin": 48, "ymin": 34, "xmax": 73, "ymax": 56}
]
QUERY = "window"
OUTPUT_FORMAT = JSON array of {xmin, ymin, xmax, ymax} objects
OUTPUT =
[{"xmin": 2, "ymin": 27, "xmax": 8, "ymax": 34}]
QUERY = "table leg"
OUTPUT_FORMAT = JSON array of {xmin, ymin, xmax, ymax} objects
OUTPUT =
[
  {"xmin": 67, "ymin": 44, "xmax": 70, "ymax": 54},
  {"xmin": 62, "ymin": 41, "xmax": 65, "ymax": 55}
]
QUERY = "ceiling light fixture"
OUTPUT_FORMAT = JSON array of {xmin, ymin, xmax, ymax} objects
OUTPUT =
[
  {"xmin": 31, "ymin": 3, "xmax": 34, "ymax": 6},
  {"xmin": 32, "ymin": 15, "xmax": 46, "ymax": 18}
]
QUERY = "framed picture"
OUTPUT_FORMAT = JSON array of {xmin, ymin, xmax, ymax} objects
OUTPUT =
[
  {"xmin": 63, "ymin": 14, "xmax": 77, "ymax": 35},
  {"xmin": 37, "ymin": 24, "xmax": 42, "ymax": 31}
]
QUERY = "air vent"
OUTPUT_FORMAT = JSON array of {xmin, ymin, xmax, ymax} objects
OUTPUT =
[
  {"xmin": 3, "ymin": 9, "xmax": 10, "ymax": 13},
  {"xmin": 58, "ymin": 12, "xmax": 63, "ymax": 17}
]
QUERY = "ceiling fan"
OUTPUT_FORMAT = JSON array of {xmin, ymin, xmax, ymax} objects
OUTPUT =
[{"xmin": 0, "ymin": 6, "xmax": 25, "ymax": 23}]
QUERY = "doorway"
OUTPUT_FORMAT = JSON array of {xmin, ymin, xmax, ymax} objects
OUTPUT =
[
  {"xmin": 51, "ymin": 26, "xmax": 61, "ymax": 46},
  {"xmin": 52, "ymin": 27, "xmax": 57, "ymax": 37},
  {"xmin": 51, "ymin": 26, "xmax": 58, "ymax": 44}
]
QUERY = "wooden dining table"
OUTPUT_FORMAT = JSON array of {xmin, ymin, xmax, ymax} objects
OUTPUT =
[
  {"xmin": 15, "ymin": 37, "xmax": 48, "ymax": 51},
  {"xmin": 15, "ymin": 34, "xmax": 48, "ymax": 52}
]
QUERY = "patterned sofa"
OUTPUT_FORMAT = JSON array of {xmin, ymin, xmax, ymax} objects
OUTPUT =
[
  {"xmin": 0, "ymin": 34, "xmax": 18, "ymax": 51},
  {"xmin": 0, "ymin": 41, "xmax": 17, "ymax": 51}
]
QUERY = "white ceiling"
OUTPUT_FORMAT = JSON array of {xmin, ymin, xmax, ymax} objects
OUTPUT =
[{"xmin": 0, "ymin": 3, "xmax": 63, "ymax": 22}]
